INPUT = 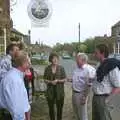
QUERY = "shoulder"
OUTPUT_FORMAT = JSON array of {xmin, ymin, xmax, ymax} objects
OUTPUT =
[
  {"xmin": 0, "ymin": 55, "xmax": 11, "ymax": 64},
  {"xmin": 4, "ymin": 69, "xmax": 20, "ymax": 81},
  {"xmin": 110, "ymin": 67, "xmax": 120, "ymax": 74},
  {"xmin": 86, "ymin": 64, "xmax": 96, "ymax": 71},
  {"xmin": 58, "ymin": 65, "xmax": 65, "ymax": 71},
  {"xmin": 85, "ymin": 64, "xmax": 96, "ymax": 78}
]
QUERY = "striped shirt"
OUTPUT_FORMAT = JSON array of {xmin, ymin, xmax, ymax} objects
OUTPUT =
[
  {"xmin": 0, "ymin": 54, "xmax": 12, "ymax": 81},
  {"xmin": 93, "ymin": 67, "xmax": 120, "ymax": 95}
]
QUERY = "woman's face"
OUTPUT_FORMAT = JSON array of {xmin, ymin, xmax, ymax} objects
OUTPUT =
[{"xmin": 52, "ymin": 56, "xmax": 59, "ymax": 65}]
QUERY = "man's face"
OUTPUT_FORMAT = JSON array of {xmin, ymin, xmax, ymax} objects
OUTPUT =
[
  {"xmin": 11, "ymin": 46, "xmax": 20, "ymax": 57},
  {"xmin": 76, "ymin": 56, "xmax": 83, "ymax": 67},
  {"xmin": 94, "ymin": 49, "xmax": 103, "ymax": 61}
]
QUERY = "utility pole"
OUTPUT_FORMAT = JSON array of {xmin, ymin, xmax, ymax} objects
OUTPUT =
[
  {"xmin": 79, "ymin": 23, "xmax": 80, "ymax": 45},
  {"xmin": 77, "ymin": 22, "xmax": 80, "ymax": 52}
]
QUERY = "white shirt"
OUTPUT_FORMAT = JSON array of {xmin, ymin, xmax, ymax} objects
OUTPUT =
[
  {"xmin": 72, "ymin": 64, "xmax": 96, "ymax": 92},
  {"xmin": 93, "ymin": 67, "xmax": 120, "ymax": 94},
  {"xmin": 0, "ymin": 68, "xmax": 30, "ymax": 120}
]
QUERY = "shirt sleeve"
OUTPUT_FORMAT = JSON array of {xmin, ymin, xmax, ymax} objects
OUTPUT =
[
  {"xmin": 0, "ymin": 58, "xmax": 12, "ymax": 80},
  {"xmin": 88, "ymin": 66, "xmax": 96, "ymax": 79},
  {"xmin": 3, "ymin": 76, "xmax": 30, "ymax": 119},
  {"xmin": 109, "ymin": 67, "xmax": 120, "ymax": 87},
  {"xmin": 87, "ymin": 65, "xmax": 96, "ymax": 86}
]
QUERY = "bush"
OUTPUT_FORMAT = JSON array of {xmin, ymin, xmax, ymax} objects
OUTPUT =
[{"xmin": 31, "ymin": 59, "xmax": 48, "ymax": 65}]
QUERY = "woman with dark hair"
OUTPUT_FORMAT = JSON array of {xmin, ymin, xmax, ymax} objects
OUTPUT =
[{"xmin": 44, "ymin": 53, "xmax": 66, "ymax": 120}]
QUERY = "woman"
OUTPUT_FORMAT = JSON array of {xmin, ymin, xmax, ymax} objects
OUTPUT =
[
  {"xmin": 24, "ymin": 57, "xmax": 35, "ymax": 104},
  {"xmin": 44, "ymin": 53, "xmax": 66, "ymax": 120}
]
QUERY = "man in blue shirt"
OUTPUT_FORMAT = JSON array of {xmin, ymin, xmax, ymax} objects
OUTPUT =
[
  {"xmin": 0, "ymin": 51, "xmax": 31, "ymax": 120},
  {"xmin": 0, "ymin": 43, "xmax": 20, "ymax": 119}
]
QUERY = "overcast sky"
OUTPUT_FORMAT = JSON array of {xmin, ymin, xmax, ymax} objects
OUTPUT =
[{"xmin": 11, "ymin": 0, "xmax": 120, "ymax": 46}]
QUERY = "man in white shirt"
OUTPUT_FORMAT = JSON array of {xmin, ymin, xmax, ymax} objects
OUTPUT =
[
  {"xmin": 72, "ymin": 53, "xmax": 96, "ymax": 120},
  {"xmin": 0, "ymin": 51, "xmax": 31, "ymax": 120},
  {"xmin": 92, "ymin": 44, "xmax": 120, "ymax": 120}
]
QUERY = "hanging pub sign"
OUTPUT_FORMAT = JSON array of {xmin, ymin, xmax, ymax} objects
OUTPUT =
[{"xmin": 27, "ymin": 0, "xmax": 52, "ymax": 27}]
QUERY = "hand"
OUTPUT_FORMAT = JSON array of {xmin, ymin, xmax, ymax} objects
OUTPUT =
[
  {"xmin": 67, "ymin": 78, "xmax": 72, "ymax": 82},
  {"xmin": 80, "ymin": 96, "xmax": 87, "ymax": 105},
  {"xmin": 51, "ymin": 80, "xmax": 58, "ymax": 85}
]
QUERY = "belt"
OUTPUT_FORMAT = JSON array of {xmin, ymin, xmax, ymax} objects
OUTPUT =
[
  {"xmin": 73, "ymin": 90, "xmax": 81, "ymax": 93},
  {"xmin": 94, "ymin": 94, "xmax": 109, "ymax": 97}
]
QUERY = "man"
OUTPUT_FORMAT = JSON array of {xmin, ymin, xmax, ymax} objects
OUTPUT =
[
  {"xmin": 0, "ymin": 44, "xmax": 20, "ymax": 119},
  {"xmin": 0, "ymin": 51, "xmax": 31, "ymax": 120},
  {"xmin": 72, "ymin": 53, "xmax": 96, "ymax": 120},
  {"xmin": 0, "ymin": 43, "xmax": 19, "ymax": 81},
  {"xmin": 92, "ymin": 44, "xmax": 120, "ymax": 120}
]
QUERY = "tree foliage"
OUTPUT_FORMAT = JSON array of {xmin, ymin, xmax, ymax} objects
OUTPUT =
[{"xmin": 52, "ymin": 36, "xmax": 115, "ymax": 55}]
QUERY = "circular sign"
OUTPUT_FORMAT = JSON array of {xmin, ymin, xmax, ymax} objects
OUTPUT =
[{"xmin": 27, "ymin": 0, "xmax": 52, "ymax": 25}]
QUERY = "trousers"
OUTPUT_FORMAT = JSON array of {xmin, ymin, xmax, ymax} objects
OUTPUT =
[{"xmin": 72, "ymin": 91, "xmax": 88, "ymax": 120}]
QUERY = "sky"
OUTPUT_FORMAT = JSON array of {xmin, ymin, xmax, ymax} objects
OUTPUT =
[{"xmin": 11, "ymin": 0, "xmax": 120, "ymax": 46}]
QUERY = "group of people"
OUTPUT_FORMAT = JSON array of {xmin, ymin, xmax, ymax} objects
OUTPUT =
[
  {"xmin": 0, "ymin": 43, "xmax": 120, "ymax": 120},
  {"xmin": 0, "ymin": 44, "xmax": 35, "ymax": 120},
  {"xmin": 44, "ymin": 44, "xmax": 120, "ymax": 120}
]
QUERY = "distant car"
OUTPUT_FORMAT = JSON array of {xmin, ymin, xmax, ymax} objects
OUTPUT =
[
  {"xmin": 62, "ymin": 55, "xmax": 71, "ymax": 59},
  {"xmin": 41, "ymin": 55, "xmax": 48, "ymax": 61},
  {"xmin": 31, "ymin": 54, "xmax": 41, "ymax": 60},
  {"xmin": 108, "ymin": 53, "xmax": 120, "ymax": 60}
]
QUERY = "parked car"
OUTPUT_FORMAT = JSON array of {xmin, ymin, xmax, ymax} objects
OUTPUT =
[
  {"xmin": 62, "ymin": 55, "xmax": 71, "ymax": 59},
  {"xmin": 31, "ymin": 54, "xmax": 41, "ymax": 60}
]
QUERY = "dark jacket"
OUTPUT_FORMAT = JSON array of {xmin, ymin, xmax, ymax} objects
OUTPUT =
[{"xmin": 44, "ymin": 65, "xmax": 66, "ymax": 100}]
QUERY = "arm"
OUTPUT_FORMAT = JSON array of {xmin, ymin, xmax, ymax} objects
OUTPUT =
[
  {"xmin": 109, "ymin": 67, "xmax": 120, "ymax": 94},
  {"xmin": 25, "ymin": 110, "xmax": 31, "ymax": 120},
  {"xmin": 44, "ymin": 67, "xmax": 55, "ymax": 85},
  {"xmin": 0, "ymin": 58, "xmax": 12, "ymax": 79},
  {"xmin": 30, "ymin": 68, "xmax": 35, "ymax": 95},
  {"xmin": 57, "ymin": 78, "xmax": 66, "ymax": 83}
]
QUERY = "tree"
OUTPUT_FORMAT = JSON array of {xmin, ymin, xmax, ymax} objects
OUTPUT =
[{"xmin": 79, "ymin": 44, "xmax": 87, "ymax": 52}]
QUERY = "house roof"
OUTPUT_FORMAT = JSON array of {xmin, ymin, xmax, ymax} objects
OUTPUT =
[
  {"xmin": 112, "ymin": 21, "xmax": 120, "ymax": 28},
  {"xmin": 11, "ymin": 28, "xmax": 25, "ymax": 36}
]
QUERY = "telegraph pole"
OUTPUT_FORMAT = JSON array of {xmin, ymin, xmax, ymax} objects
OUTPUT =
[
  {"xmin": 77, "ymin": 22, "xmax": 80, "ymax": 52},
  {"xmin": 79, "ymin": 23, "xmax": 80, "ymax": 45}
]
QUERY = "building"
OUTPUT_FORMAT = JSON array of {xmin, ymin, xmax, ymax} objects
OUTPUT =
[
  {"xmin": 10, "ymin": 28, "xmax": 31, "ymax": 49},
  {"xmin": 111, "ymin": 21, "xmax": 120, "ymax": 53},
  {"xmin": 0, "ymin": 0, "xmax": 11, "ymax": 54},
  {"xmin": 23, "ymin": 30, "xmax": 31, "ymax": 45}
]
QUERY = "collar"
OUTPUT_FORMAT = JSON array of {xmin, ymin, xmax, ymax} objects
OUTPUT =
[
  {"xmin": 78, "ymin": 64, "xmax": 87, "ymax": 69},
  {"xmin": 12, "ymin": 67, "xmax": 24, "ymax": 79},
  {"xmin": 7, "ymin": 54, "xmax": 12, "ymax": 60}
]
